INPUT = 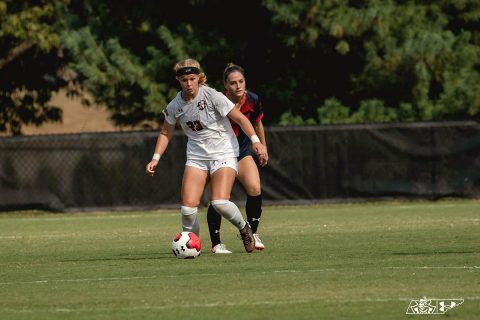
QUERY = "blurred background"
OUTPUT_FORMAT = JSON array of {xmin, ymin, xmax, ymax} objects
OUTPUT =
[{"xmin": 0, "ymin": 0, "xmax": 479, "ymax": 211}]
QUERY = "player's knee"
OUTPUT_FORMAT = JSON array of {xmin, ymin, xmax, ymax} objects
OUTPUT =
[
  {"xmin": 246, "ymin": 186, "xmax": 261, "ymax": 196},
  {"xmin": 181, "ymin": 199, "xmax": 200, "ymax": 207}
]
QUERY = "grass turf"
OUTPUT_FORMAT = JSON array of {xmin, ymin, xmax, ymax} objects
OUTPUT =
[{"xmin": 0, "ymin": 200, "xmax": 479, "ymax": 319}]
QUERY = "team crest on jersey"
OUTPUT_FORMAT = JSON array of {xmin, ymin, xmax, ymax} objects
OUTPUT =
[{"xmin": 197, "ymin": 100, "xmax": 207, "ymax": 110}]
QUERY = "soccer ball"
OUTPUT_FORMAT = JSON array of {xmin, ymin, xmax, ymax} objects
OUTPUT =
[{"xmin": 172, "ymin": 231, "xmax": 201, "ymax": 259}]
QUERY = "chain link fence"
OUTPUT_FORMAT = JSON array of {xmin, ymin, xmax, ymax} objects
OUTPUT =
[{"xmin": 1, "ymin": 121, "xmax": 479, "ymax": 212}]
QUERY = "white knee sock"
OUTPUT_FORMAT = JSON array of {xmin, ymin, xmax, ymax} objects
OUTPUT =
[
  {"xmin": 181, "ymin": 206, "xmax": 200, "ymax": 236},
  {"xmin": 211, "ymin": 200, "xmax": 246, "ymax": 230}
]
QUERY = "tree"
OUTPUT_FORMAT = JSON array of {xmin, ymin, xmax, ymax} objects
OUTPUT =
[
  {"xmin": 0, "ymin": 0, "xmax": 69, "ymax": 135},
  {"xmin": 2, "ymin": 0, "xmax": 480, "ymax": 134},
  {"xmin": 263, "ymin": 0, "xmax": 480, "ymax": 124},
  {"xmin": 60, "ymin": 0, "xmax": 238, "ymax": 128}
]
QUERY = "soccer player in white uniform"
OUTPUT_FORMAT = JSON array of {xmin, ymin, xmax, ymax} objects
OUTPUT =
[{"xmin": 146, "ymin": 58, "xmax": 267, "ymax": 253}]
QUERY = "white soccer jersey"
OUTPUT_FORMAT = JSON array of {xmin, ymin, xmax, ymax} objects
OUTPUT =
[{"xmin": 163, "ymin": 85, "xmax": 239, "ymax": 160}]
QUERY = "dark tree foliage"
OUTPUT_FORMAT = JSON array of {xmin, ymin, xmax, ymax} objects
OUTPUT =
[
  {"xmin": 263, "ymin": 0, "xmax": 480, "ymax": 124},
  {"xmin": 1, "ymin": 0, "xmax": 479, "ymax": 135},
  {"xmin": 0, "ymin": 0, "xmax": 68, "ymax": 135}
]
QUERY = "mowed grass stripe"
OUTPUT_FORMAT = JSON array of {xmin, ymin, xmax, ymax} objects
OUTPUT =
[
  {"xmin": 0, "ymin": 265, "xmax": 478, "ymax": 286},
  {"xmin": 3, "ymin": 296, "xmax": 480, "ymax": 314}
]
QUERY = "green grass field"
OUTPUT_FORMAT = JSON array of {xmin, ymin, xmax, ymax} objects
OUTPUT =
[{"xmin": 0, "ymin": 200, "xmax": 479, "ymax": 319}]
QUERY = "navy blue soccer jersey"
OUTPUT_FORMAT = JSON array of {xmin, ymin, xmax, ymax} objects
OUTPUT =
[{"xmin": 228, "ymin": 91, "xmax": 264, "ymax": 159}]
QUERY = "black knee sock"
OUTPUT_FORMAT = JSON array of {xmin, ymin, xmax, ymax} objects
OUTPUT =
[
  {"xmin": 246, "ymin": 194, "xmax": 262, "ymax": 234},
  {"xmin": 207, "ymin": 203, "xmax": 222, "ymax": 246}
]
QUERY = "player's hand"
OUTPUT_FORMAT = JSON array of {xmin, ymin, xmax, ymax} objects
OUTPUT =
[
  {"xmin": 146, "ymin": 160, "xmax": 158, "ymax": 176},
  {"xmin": 258, "ymin": 149, "xmax": 269, "ymax": 167},
  {"xmin": 252, "ymin": 142, "xmax": 267, "ymax": 163}
]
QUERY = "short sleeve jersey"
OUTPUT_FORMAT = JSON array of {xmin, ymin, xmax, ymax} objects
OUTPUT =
[
  {"xmin": 163, "ymin": 85, "xmax": 239, "ymax": 160},
  {"xmin": 228, "ymin": 91, "xmax": 264, "ymax": 150}
]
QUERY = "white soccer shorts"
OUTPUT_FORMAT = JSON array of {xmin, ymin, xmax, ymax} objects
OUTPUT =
[{"xmin": 185, "ymin": 157, "xmax": 238, "ymax": 175}]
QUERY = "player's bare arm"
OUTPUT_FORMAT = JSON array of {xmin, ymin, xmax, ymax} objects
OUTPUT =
[
  {"xmin": 227, "ymin": 107, "xmax": 267, "ymax": 164},
  {"xmin": 146, "ymin": 121, "xmax": 175, "ymax": 176},
  {"xmin": 254, "ymin": 120, "xmax": 268, "ymax": 166}
]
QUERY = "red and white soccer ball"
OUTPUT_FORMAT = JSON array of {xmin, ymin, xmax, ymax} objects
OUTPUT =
[{"xmin": 172, "ymin": 231, "xmax": 201, "ymax": 259}]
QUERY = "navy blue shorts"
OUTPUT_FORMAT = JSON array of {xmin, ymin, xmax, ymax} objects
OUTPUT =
[{"xmin": 238, "ymin": 141, "xmax": 252, "ymax": 161}]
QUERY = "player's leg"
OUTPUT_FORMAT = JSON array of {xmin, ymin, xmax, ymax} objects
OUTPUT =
[
  {"xmin": 181, "ymin": 163, "xmax": 209, "ymax": 236},
  {"xmin": 237, "ymin": 155, "xmax": 264, "ymax": 250},
  {"xmin": 207, "ymin": 203, "xmax": 221, "ymax": 245},
  {"xmin": 210, "ymin": 159, "xmax": 254, "ymax": 253},
  {"xmin": 210, "ymin": 166, "xmax": 243, "ymax": 229},
  {"xmin": 237, "ymin": 155, "xmax": 262, "ymax": 232},
  {"xmin": 207, "ymin": 203, "xmax": 232, "ymax": 253}
]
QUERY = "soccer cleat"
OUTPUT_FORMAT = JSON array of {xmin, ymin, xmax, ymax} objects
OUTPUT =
[
  {"xmin": 253, "ymin": 233, "xmax": 265, "ymax": 251},
  {"xmin": 211, "ymin": 243, "xmax": 232, "ymax": 254},
  {"xmin": 239, "ymin": 221, "xmax": 255, "ymax": 253}
]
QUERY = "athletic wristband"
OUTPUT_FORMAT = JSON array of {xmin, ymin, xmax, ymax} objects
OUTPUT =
[
  {"xmin": 250, "ymin": 135, "xmax": 260, "ymax": 144},
  {"xmin": 152, "ymin": 153, "xmax": 161, "ymax": 161}
]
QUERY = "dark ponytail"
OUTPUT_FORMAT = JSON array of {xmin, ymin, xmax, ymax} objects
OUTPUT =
[{"xmin": 223, "ymin": 63, "xmax": 245, "ymax": 82}]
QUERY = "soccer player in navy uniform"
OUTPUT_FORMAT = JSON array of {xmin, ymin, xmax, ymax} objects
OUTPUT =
[
  {"xmin": 208, "ymin": 63, "xmax": 268, "ymax": 253},
  {"xmin": 146, "ymin": 59, "xmax": 267, "ymax": 253}
]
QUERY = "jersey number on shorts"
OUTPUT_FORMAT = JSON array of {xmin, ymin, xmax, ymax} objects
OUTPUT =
[{"xmin": 186, "ymin": 120, "xmax": 204, "ymax": 131}]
